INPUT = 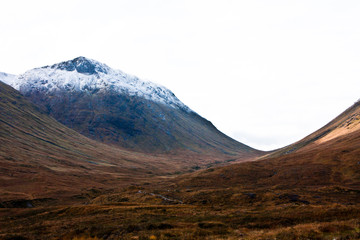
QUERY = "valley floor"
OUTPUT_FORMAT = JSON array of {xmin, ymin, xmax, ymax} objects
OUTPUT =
[{"xmin": 1, "ymin": 184, "xmax": 360, "ymax": 240}]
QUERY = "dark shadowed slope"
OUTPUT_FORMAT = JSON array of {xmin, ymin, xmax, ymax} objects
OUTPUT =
[{"xmin": 3, "ymin": 57, "xmax": 262, "ymax": 158}]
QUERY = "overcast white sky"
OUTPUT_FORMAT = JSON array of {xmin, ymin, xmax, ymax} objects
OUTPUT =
[{"xmin": 1, "ymin": 0, "xmax": 360, "ymax": 150}]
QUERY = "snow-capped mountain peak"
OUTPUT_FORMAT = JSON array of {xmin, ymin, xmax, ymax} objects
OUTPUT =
[
  {"xmin": 47, "ymin": 56, "xmax": 111, "ymax": 75},
  {"xmin": 5, "ymin": 57, "xmax": 190, "ymax": 111}
]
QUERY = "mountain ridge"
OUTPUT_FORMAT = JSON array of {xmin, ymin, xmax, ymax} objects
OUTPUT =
[
  {"xmin": 2, "ymin": 57, "xmax": 260, "ymax": 155},
  {"xmin": 6, "ymin": 56, "xmax": 190, "ymax": 111}
]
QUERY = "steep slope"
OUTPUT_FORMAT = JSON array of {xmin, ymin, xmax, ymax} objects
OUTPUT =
[
  {"xmin": 266, "ymin": 100, "xmax": 360, "ymax": 158},
  {"xmin": 3, "ymin": 57, "xmax": 260, "ymax": 157}
]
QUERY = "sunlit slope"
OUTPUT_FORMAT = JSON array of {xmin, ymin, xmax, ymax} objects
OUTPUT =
[{"xmin": 267, "ymin": 100, "xmax": 360, "ymax": 158}]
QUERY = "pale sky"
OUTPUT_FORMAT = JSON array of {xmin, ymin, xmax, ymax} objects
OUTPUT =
[{"xmin": 1, "ymin": 0, "xmax": 360, "ymax": 150}]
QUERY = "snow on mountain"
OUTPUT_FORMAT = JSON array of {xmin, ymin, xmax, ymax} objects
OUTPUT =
[
  {"xmin": 5, "ymin": 57, "xmax": 190, "ymax": 111},
  {"xmin": 0, "ymin": 72, "xmax": 17, "ymax": 85}
]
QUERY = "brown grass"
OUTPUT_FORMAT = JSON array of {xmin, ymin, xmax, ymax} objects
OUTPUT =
[{"xmin": 1, "ymin": 200, "xmax": 360, "ymax": 239}]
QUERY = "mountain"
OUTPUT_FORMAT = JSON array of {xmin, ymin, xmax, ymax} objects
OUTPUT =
[
  {"xmin": 2, "ymin": 64, "xmax": 359, "ymax": 239},
  {"xmin": 3, "ymin": 57, "xmax": 261, "ymax": 157},
  {"xmin": 0, "ymin": 60, "xmax": 262, "ymax": 202}
]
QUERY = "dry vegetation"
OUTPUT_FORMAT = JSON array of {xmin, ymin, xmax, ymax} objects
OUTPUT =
[
  {"xmin": 1, "ymin": 189, "xmax": 360, "ymax": 239},
  {"xmin": 2, "ymin": 84, "xmax": 360, "ymax": 239},
  {"xmin": 2, "ymin": 126, "xmax": 360, "ymax": 239}
]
